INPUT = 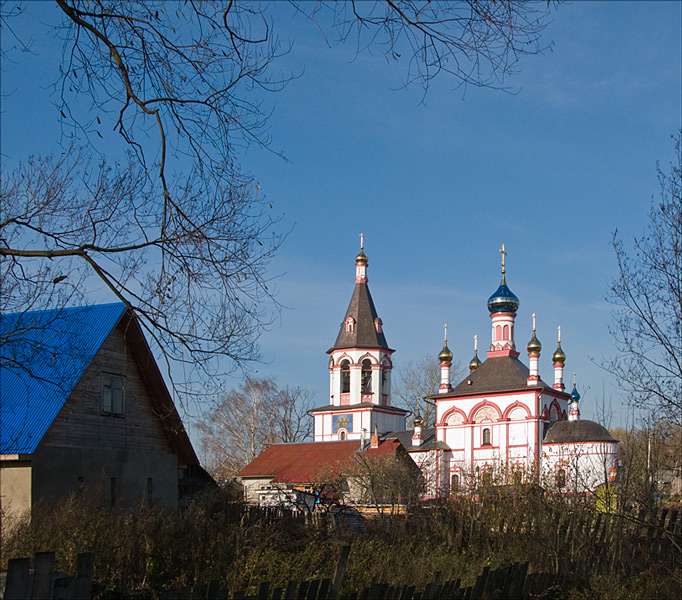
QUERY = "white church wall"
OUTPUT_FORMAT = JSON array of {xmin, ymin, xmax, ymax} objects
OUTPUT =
[{"xmin": 542, "ymin": 441, "xmax": 618, "ymax": 493}]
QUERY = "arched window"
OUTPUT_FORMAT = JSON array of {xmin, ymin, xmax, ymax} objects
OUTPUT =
[
  {"xmin": 339, "ymin": 430, "xmax": 346, "ymax": 441},
  {"xmin": 556, "ymin": 468, "xmax": 566, "ymax": 488},
  {"xmin": 482, "ymin": 428, "xmax": 491, "ymax": 446},
  {"xmin": 495, "ymin": 325, "xmax": 502, "ymax": 341},
  {"xmin": 345, "ymin": 317, "xmax": 355, "ymax": 333},
  {"xmin": 451, "ymin": 473, "xmax": 460, "ymax": 492},
  {"xmin": 503, "ymin": 324, "xmax": 509, "ymax": 339},
  {"xmin": 361, "ymin": 359, "xmax": 372, "ymax": 394},
  {"xmin": 341, "ymin": 360, "xmax": 350, "ymax": 394}
]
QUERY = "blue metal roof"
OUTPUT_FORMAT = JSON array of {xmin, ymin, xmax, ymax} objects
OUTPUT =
[{"xmin": 0, "ymin": 303, "xmax": 126, "ymax": 454}]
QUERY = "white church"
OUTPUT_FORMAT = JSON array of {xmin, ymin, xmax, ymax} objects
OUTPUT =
[{"xmin": 238, "ymin": 241, "xmax": 618, "ymax": 502}]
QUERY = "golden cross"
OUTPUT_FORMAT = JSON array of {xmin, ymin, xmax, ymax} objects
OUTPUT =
[
  {"xmin": 444, "ymin": 323, "xmax": 448, "ymax": 343},
  {"xmin": 499, "ymin": 243, "xmax": 507, "ymax": 274},
  {"xmin": 360, "ymin": 233, "xmax": 364, "ymax": 251}
]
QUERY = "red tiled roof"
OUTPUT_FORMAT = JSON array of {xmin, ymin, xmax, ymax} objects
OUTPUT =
[{"xmin": 236, "ymin": 439, "xmax": 402, "ymax": 484}]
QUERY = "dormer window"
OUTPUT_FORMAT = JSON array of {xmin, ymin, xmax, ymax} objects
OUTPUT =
[
  {"xmin": 345, "ymin": 317, "xmax": 355, "ymax": 333},
  {"xmin": 374, "ymin": 317, "xmax": 383, "ymax": 333}
]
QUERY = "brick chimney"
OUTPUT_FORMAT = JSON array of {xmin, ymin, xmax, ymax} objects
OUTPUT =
[{"xmin": 370, "ymin": 425, "xmax": 380, "ymax": 449}]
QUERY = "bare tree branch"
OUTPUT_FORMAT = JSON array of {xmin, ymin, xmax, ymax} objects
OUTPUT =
[{"xmin": 604, "ymin": 131, "xmax": 682, "ymax": 424}]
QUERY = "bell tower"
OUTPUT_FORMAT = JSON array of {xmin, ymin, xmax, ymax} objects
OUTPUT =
[{"xmin": 311, "ymin": 236, "xmax": 408, "ymax": 441}]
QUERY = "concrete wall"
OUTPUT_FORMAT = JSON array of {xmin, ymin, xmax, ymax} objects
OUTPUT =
[{"xmin": 0, "ymin": 459, "xmax": 32, "ymax": 526}]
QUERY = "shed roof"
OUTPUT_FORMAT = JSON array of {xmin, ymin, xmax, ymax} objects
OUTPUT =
[
  {"xmin": 236, "ymin": 439, "xmax": 402, "ymax": 483},
  {"xmin": 384, "ymin": 427, "xmax": 449, "ymax": 452}
]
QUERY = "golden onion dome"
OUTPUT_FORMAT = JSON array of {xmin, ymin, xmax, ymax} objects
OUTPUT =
[
  {"xmin": 469, "ymin": 350, "xmax": 482, "ymax": 371},
  {"xmin": 413, "ymin": 416, "xmax": 424, "ymax": 428},
  {"xmin": 552, "ymin": 342, "xmax": 566, "ymax": 364},
  {"xmin": 355, "ymin": 250, "xmax": 368, "ymax": 265},
  {"xmin": 438, "ymin": 342, "xmax": 453, "ymax": 364},
  {"xmin": 527, "ymin": 330, "xmax": 542, "ymax": 355}
]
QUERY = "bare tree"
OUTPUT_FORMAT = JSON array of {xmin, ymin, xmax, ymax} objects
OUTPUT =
[
  {"xmin": 605, "ymin": 132, "xmax": 682, "ymax": 424},
  {"xmin": 197, "ymin": 378, "xmax": 314, "ymax": 483},
  {"xmin": 323, "ymin": 445, "xmax": 424, "ymax": 517},
  {"xmin": 1, "ymin": 1, "xmax": 554, "ymax": 389},
  {"xmin": 0, "ymin": 151, "xmax": 281, "ymax": 389},
  {"xmin": 393, "ymin": 353, "xmax": 464, "ymax": 426}
]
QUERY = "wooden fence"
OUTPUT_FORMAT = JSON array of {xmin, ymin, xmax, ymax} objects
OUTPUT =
[{"xmin": 3, "ymin": 507, "xmax": 680, "ymax": 600}]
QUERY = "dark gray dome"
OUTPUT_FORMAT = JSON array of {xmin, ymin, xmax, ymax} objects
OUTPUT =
[{"xmin": 543, "ymin": 420, "xmax": 617, "ymax": 444}]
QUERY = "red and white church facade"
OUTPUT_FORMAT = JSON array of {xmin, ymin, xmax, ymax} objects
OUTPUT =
[
  {"xmin": 239, "ymin": 240, "xmax": 618, "ymax": 502},
  {"xmin": 311, "ymin": 241, "xmax": 618, "ymax": 496}
]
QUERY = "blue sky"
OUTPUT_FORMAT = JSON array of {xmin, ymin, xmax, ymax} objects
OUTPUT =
[{"xmin": 2, "ymin": 2, "xmax": 681, "ymax": 434}]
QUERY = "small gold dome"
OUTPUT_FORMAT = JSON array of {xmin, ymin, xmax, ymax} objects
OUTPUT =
[
  {"xmin": 527, "ymin": 331, "xmax": 542, "ymax": 355},
  {"xmin": 438, "ymin": 343, "xmax": 453, "ymax": 364},
  {"xmin": 413, "ymin": 416, "xmax": 424, "ymax": 428},
  {"xmin": 355, "ymin": 250, "xmax": 368, "ymax": 265},
  {"xmin": 469, "ymin": 350, "xmax": 482, "ymax": 371},
  {"xmin": 552, "ymin": 342, "xmax": 566, "ymax": 364}
]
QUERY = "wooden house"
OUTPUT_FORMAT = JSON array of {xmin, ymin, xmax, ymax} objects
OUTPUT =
[{"xmin": 0, "ymin": 303, "xmax": 207, "ymax": 524}]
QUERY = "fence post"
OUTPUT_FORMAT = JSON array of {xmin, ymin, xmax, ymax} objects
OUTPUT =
[
  {"xmin": 32, "ymin": 552, "xmax": 55, "ymax": 600},
  {"xmin": 423, "ymin": 571, "xmax": 441, "ymax": 600},
  {"xmin": 329, "ymin": 545, "xmax": 351, "ymax": 600},
  {"xmin": 5, "ymin": 557, "xmax": 30, "ymax": 600},
  {"xmin": 74, "ymin": 553, "xmax": 94, "ymax": 600}
]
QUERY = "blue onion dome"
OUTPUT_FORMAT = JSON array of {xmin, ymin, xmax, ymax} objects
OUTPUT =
[
  {"xmin": 487, "ymin": 274, "xmax": 520, "ymax": 314},
  {"xmin": 527, "ymin": 330, "xmax": 542, "ymax": 354},
  {"xmin": 469, "ymin": 350, "xmax": 482, "ymax": 371},
  {"xmin": 552, "ymin": 341, "xmax": 566, "ymax": 364},
  {"xmin": 570, "ymin": 385, "xmax": 581, "ymax": 403},
  {"xmin": 355, "ymin": 249, "xmax": 368, "ymax": 265},
  {"xmin": 438, "ymin": 342, "xmax": 453, "ymax": 364}
]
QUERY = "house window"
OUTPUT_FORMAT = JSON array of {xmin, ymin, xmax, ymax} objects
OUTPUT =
[
  {"xmin": 102, "ymin": 374, "xmax": 124, "ymax": 415},
  {"xmin": 482, "ymin": 428, "xmax": 491, "ymax": 446},
  {"xmin": 451, "ymin": 473, "xmax": 460, "ymax": 492},
  {"xmin": 361, "ymin": 359, "xmax": 372, "ymax": 394},
  {"xmin": 556, "ymin": 468, "xmax": 566, "ymax": 489},
  {"xmin": 341, "ymin": 360, "xmax": 350, "ymax": 394},
  {"xmin": 339, "ymin": 430, "xmax": 346, "ymax": 440}
]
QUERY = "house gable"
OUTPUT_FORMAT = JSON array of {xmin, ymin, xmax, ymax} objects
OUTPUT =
[{"xmin": 40, "ymin": 320, "xmax": 174, "ymax": 455}]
